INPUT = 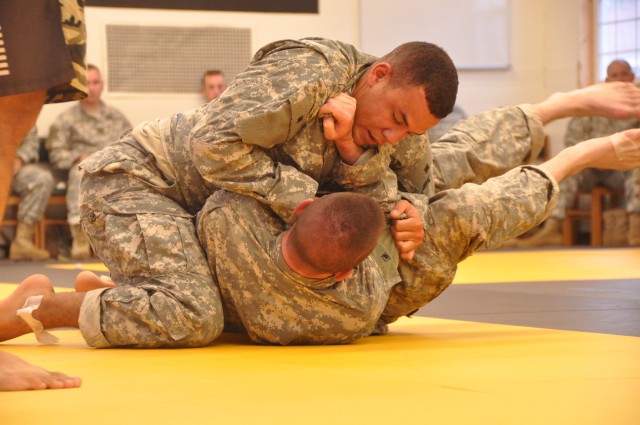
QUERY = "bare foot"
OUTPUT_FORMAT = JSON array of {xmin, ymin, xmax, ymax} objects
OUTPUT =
[
  {"xmin": 0, "ymin": 274, "xmax": 54, "ymax": 342},
  {"xmin": 536, "ymin": 82, "xmax": 640, "ymax": 124},
  {"xmin": 74, "ymin": 271, "xmax": 116, "ymax": 292},
  {"xmin": 0, "ymin": 351, "xmax": 81, "ymax": 391}
]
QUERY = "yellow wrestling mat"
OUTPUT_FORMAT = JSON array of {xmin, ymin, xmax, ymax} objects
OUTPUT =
[
  {"xmin": 453, "ymin": 248, "xmax": 640, "ymax": 284},
  {"xmin": 0, "ymin": 283, "xmax": 639, "ymax": 425},
  {"xmin": 2, "ymin": 249, "xmax": 639, "ymax": 424}
]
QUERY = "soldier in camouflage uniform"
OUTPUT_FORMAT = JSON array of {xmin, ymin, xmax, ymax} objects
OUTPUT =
[
  {"xmin": 0, "ymin": 0, "xmax": 87, "ymax": 227},
  {"xmin": 508, "ymin": 59, "xmax": 640, "ymax": 247},
  {"xmin": 46, "ymin": 64, "xmax": 130, "ymax": 260},
  {"xmin": 194, "ymin": 127, "xmax": 640, "ymax": 345},
  {"xmin": 8, "ymin": 127, "xmax": 55, "ymax": 261},
  {"xmin": 2, "ymin": 38, "xmax": 640, "ymax": 349}
]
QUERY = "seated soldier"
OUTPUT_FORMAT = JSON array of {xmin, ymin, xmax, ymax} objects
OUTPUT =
[{"xmin": 8, "ymin": 126, "xmax": 55, "ymax": 261}]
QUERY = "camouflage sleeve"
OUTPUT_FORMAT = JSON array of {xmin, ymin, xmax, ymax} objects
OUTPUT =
[
  {"xmin": 332, "ymin": 148, "xmax": 400, "ymax": 213},
  {"xmin": 16, "ymin": 127, "xmax": 40, "ymax": 164},
  {"xmin": 430, "ymin": 104, "xmax": 546, "ymax": 192},
  {"xmin": 46, "ymin": 114, "xmax": 79, "ymax": 170},
  {"xmin": 381, "ymin": 165, "xmax": 559, "ymax": 324},
  {"xmin": 190, "ymin": 46, "xmax": 340, "ymax": 223},
  {"xmin": 334, "ymin": 134, "xmax": 434, "ymax": 210},
  {"xmin": 563, "ymin": 117, "xmax": 592, "ymax": 148}
]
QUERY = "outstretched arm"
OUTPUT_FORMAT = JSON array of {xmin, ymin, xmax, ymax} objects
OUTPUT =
[{"xmin": 540, "ymin": 128, "xmax": 640, "ymax": 181}]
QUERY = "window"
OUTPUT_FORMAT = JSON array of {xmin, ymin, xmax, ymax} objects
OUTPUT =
[{"xmin": 597, "ymin": 0, "xmax": 640, "ymax": 80}]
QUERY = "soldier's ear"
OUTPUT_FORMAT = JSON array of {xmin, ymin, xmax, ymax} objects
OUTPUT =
[{"xmin": 294, "ymin": 198, "xmax": 317, "ymax": 216}]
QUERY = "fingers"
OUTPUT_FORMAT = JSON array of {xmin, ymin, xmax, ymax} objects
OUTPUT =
[
  {"xmin": 318, "ymin": 93, "xmax": 356, "ymax": 142},
  {"xmin": 390, "ymin": 200, "xmax": 425, "ymax": 261},
  {"xmin": 321, "ymin": 114, "xmax": 337, "ymax": 140}
]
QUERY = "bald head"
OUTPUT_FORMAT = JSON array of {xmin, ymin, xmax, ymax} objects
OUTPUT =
[{"xmin": 606, "ymin": 59, "xmax": 635, "ymax": 83}]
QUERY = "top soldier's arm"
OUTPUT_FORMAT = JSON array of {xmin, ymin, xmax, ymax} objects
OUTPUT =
[{"xmin": 190, "ymin": 45, "xmax": 344, "ymax": 224}]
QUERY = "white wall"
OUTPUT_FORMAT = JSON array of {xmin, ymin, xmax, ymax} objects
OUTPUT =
[
  {"xmin": 36, "ymin": 0, "xmax": 584, "ymax": 155},
  {"xmin": 455, "ymin": 0, "xmax": 582, "ymax": 155},
  {"xmin": 36, "ymin": 0, "xmax": 360, "ymax": 135}
]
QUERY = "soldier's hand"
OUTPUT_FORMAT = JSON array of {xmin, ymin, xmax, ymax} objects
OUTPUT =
[
  {"xmin": 390, "ymin": 200, "xmax": 425, "ymax": 261},
  {"xmin": 319, "ymin": 93, "xmax": 363, "ymax": 164}
]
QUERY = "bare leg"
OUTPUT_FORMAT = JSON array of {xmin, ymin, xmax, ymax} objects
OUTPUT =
[
  {"xmin": 0, "ymin": 351, "xmax": 81, "ymax": 391},
  {"xmin": 0, "ymin": 90, "xmax": 47, "ymax": 220},
  {"xmin": 75, "ymin": 271, "xmax": 116, "ymax": 292},
  {"xmin": 534, "ymin": 82, "xmax": 640, "ymax": 124},
  {"xmin": 0, "ymin": 274, "xmax": 85, "ymax": 342}
]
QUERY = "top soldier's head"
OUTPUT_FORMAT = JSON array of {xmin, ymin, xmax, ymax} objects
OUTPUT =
[
  {"xmin": 606, "ymin": 59, "xmax": 635, "ymax": 83},
  {"xmin": 350, "ymin": 41, "xmax": 458, "ymax": 147},
  {"xmin": 283, "ymin": 192, "xmax": 386, "ymax": 281},
  {"xmin": 201, "ymin": 69, "xmax": 227, "ymax": 102}
]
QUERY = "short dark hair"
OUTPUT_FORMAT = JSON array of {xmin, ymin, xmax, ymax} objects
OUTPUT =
[
  {"xmin": 289, "ymin": 192, "xmax": 386, "ymax": 274},
  {"xmin": 201, "ymin": 69, "xmax": 225, "ymax": 87},
  {"xmin": 380, "ymin": 42, "xmax": 458, "ymax": 118}
]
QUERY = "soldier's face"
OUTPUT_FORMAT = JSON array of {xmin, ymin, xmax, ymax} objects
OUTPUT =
[
  {"xmin": 202, "ymin": 74, "xmax": 227, "ymax": 102},
  {"xmin": 352, "ymin": 66, "xmax": 438, "ymax": 147},
  {"xmin": 606, "ymin": 62, "xmax": 635, "ymax": 83},
  {"xmin": 86, "ymin": 68, "xmax": 104, "ymax": 102}
]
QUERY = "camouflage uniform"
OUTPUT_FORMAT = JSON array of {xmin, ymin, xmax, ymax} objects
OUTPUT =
[
  {"xmin": 197, "ymin": 190, "xmax": 400, "ymax": 345},
  {"xmin": 549, "ymin": 116, "xmax": 640, "ymax": 219},
  {"xmin": 189, "ymin": 38, "xmax": 545, "ymax": 219},
  {"xmin": 47, "ymin": 102, "xmax": 130, "ymax": 225},
  {"xmin": 195, "ymin": 165, "xmax": 558, "ymax": 344},
  {"xmin": 77, "ymin": 37, "xmax": 543, "ymax": 348},
  {"xmin": 11, "ymin": 128, "xmax": 55, "ymax": 225}
]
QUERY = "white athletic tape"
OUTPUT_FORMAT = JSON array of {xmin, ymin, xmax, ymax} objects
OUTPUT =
[
  {"xmin": 16, "ymin": 295, "xmax": 60, "ymax": 345},
  {"xmin": 612, "ymin": 131, "xmax": 640, "ymax": 162}
]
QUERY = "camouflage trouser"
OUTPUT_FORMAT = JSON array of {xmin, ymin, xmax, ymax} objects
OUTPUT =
[
  {"xmin": 11, "ymin": 163, "xmax": 55, "ymax": 225},
  {"xmin": 78, "ymin": 144, "xmax": 223, "ymax": 348},
  {"xmin": 66, "ymin": 164, "xmax": 81, "ymax": 225},
  {"xmin": 551, "ymin": 168, "xmax": 640, "ymax": 219}
]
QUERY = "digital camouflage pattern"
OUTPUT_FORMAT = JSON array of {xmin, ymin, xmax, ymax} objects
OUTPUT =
[
  {"xmin": 78, "ymin": 137, "xmax": 223, "ymax": 348},
  {"xmin": 45, "ymin": 0, "xmax": 87, "ymax": 104},
  {"xmin": 197, "ymin": 190, "xmax": 400, "ymax": 345},
  {"xmin": 77, "ymin": 37, "xmax": 550, "ymax": 347},
  {"xmin": 549, "ymin": 115, "xmax": 640, "ymax": 219},
  {"xmin": 47, "ymin": 102, "xmax": 131, "ymax": 224},
  {"xmin": 195, "ymin": 166, "xmax": 558, "ymax": 343},
  {"xmin": 12, "ymin": 127, "xmax": 55, "ymax": 225}
]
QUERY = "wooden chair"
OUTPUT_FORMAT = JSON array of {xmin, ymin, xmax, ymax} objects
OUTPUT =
[
  {"xmin": 562, "ymin": 187, "xmax": 617, "ymax": 246},
  {"xmin": 1, "ymin": 194, "xmax": 67, "ymax": 251}
]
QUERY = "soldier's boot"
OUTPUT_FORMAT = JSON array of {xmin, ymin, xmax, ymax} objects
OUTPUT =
[
  {"xmin": 628, "ymin": 212, "xmax": 640, "ymax": 246},
  {"xmin": 508, "ymin": 217, "xmax": 563, "ymax": 247},
  {"xmin": 9, "ymin": 222, "xmax": 50, "ymax": 261},
  {"xmin": 603, "ymin": 208, "xmax": 628, "ymax": 246},
  {"xmin": 70, "ymin": 224, "xmax": 92, "ymax": 260}
]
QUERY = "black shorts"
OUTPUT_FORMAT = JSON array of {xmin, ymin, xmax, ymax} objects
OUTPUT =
[{"xmin": 0, "ymin": 0, "xmax": 86, "ymax": 102}]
